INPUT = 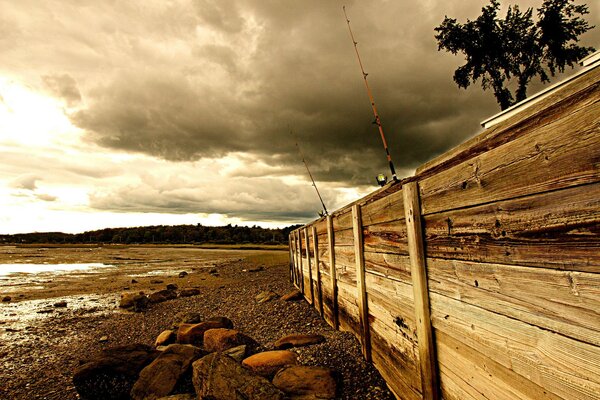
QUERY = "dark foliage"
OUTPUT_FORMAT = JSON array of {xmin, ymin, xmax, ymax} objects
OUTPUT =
[
  {"xmin": 0, "ymin": 223, "xmax": 303, "ymax": 245},
  {"xmin": 434, "ymin": 0, "xmax": 595, "ymax": 110}
]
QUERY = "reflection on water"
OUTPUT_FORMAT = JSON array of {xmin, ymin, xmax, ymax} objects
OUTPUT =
[{"xmin": 0, "ymin": 263, "xmax": 114, "ymax": 276}]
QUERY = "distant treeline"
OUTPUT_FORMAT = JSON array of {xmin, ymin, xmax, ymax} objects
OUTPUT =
[{"xmin": 0, "ymin": 223, "xmax": 303, "ymax": 245}]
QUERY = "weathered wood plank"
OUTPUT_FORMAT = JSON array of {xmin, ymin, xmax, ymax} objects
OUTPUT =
[
  {"xmin": 427, "ymin": 258, "xmax": 600, "ymax": 346},
  {"xmin": 364, "ymin": 252, "xmax": 412, "ymax": 284},
  {"xmin": 419, "ymin": 84, "xmax": 600, "ymax": 215},
  {"xmin": 296, "ymin": 231, "xmax": 303, "ymax": 291},
  {"xmin": 327, "ymin": 215, "xmax": 339, "ymax": 330},
  {"xmin": 371, "ymin": 328, "xmax": 422, "ymax": 400},
  {"xmin": 366, "ymin": 273, "xmax": 416, "ymax": 334},
  {"xmin": 363, "ymin": 219, "xmax": 409, "ymax": 255},
  {"xmin": 332, "ymin": 210, "xmax": 353, "ymax": 231},
  {"xmin": 353, "ymin": 204, "xmax": 371, "ymax": 362},
  {"xmin": 417, "ymin": 67, "xmax": 600, "ymax": 179},
  {"xmin": 430, "ymin": 292, "xmax": 600, "ymax": 400},
  {"xmin": 436, "ymin": 330, "xmax": 563, "ymax": 400},
  {"xmin": 333, "ymin": 228, "xmax": 354, "ymax": 247},
  {"xmin": 404, "ymin": 181, "xmax": 438, "ymax": 400},
  {"xmin": 312, "ymin": 226, "xmax": 324, "ymax": 316},
  {"xmin": 304, "ymin": 227, "xmax": 314, "ymax": 305},
  {"xmin": 424, "ymin": 182, "xmax": 600, "ymax": 272},
  {"xmin": 289, "ymin": 235, "xmax": 295, "ymax": 284},
  {"xmin": 361, "ymin": 188, "xmax": 405, "ymax": 227}
]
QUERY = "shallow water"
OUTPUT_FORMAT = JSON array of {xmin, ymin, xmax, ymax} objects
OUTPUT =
[{"xmin": 0, "ymin": 263, "xmax": 114, "ymax": 276}]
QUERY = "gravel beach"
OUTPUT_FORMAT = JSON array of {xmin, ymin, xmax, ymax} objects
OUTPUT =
[{"xmin": 0, "ymin": 246, "xmax": 395, "ymax": 399}]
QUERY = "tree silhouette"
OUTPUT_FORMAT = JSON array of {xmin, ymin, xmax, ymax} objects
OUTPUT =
[{"xmin": 434, "ymin": 0, "xmax": 595, "ymax": 110}]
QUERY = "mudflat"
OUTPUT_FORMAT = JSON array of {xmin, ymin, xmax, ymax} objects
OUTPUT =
[{"xmin": 0, "ymin": 245, "xmax": 394, "ymax": 400}]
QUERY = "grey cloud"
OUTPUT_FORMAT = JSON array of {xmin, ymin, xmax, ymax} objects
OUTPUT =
[
  {"xmin": 5, "ymin": 0, "xmax": 599, "ymax": 190},
  {"xmin": 10, "ymin": 175, "xmax": 39, "ymax": 191},
  {"xmin": 89, "ymin": 176, "xmax": 338, "ymax": 221},
  {"xmin": 35, "ymin": 193, "xmax": 57, "ymax": 202},
  {"xmin": 42, "ymin": 74, "xmax": 81, "ymax": 107},
  {"xmin": 193, "ymin": 0, "xmax": 246, "ymax": 34}
]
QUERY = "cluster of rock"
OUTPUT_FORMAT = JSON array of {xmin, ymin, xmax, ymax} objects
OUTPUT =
[
  {"xmin": 74, "ymin": 289, "xmax": 337, "ymax": 399},
  {"xmin": 119, "ymin": 283, "xmax": 201, "ymax": 312}
]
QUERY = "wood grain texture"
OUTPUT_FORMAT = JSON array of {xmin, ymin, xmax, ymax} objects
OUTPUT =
[
  {"xmin": 430, "ymin": 292, "xmax": 600, "ymax": 400},
  {"xmin": 353, "ymin": 204, "xmax": 371, "ymax": 362},
  {"xmin": 420, "ymin": 83, "xmax": 600, "ymax": 215},
  {"xmin": 371, "ymin": 328, "xmax": 422, "ymax": 400},
  {"xmin": 297, "ymin": 230, "xmax": 304, "ymax": 294},
  {"xmin": 312, "ymin": 226, "xmax": 324, "ymax": 316},
  {"xmin": 363, "ymin": 219, "xmax": 409, "ymax": 255},
  {"xmin": 332, "ymin": 209, "xmax": 353, "ymax": 231},
  {"xmin": 327, "ymin": 215, "xmax": 339, "ymax": 330},
  {"xmin": 366, "ymin": 272, "xmax": 416, "ymax": 335},
  {"xmin": 361, "ymin": 188, "xmax": 405, "ymax": 227},
  {"xmin": 427, "ymin": 258, "xmax": 600, "ymax": 346},
  {"xmin": 417, "ymin": 67, "xmax": 600, "ymax": 179},
  {"xmin": 364, "ymin": 252, "xmax": 412, "ymax": 284},
  {"xmin": 424, "ymin": 183, "xmax": 600, "ymax": 272},
  {"xmin": 436, "ymin": 330, "xmax": 563, "ymax": 400},
  {"xmin": 403, "ymin": 181, "xmax": 438, "ymax": 400}
]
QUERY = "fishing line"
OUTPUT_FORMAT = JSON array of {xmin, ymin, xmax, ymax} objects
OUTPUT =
[{"xmin": 291, "ymin": 130, "xmax": 329, "ymax": 217}]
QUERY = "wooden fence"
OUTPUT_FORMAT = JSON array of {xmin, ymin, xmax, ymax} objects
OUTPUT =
[{"xmin": 289, "ymin": 64, "xmax": 600, "ymax": 399}]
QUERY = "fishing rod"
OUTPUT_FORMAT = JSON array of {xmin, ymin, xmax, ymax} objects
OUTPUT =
[
  {"xmin": 292, "ymin": 132, "xmax": 329, "ymax": 217},
  {"xmin": 343, "ymin": 5, "xmax": 398, "ymax": 182}
]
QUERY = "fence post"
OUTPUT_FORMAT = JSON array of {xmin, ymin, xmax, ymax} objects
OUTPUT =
[
  {"xmin": 297, "ymin": 230, "xmax": 304, "ymax": 294},
  {"xmin": 304, "ymin": 227, "xmax": 314, "ymax": 304},
  {"xmin": 352, "ymin": 204, "xmax": 371, "ymax": 363},
  {"xmin": 312, "ymin": 225, "xmax": 324, "ymax": 316},
  {"xmin": 289, "ymin": 234, "xmax": 294, "ymax": 284},
  {"xmin": 403, "ymin": 181, "xmax": 438, "ymax": 400},
  {"xmin": 326, "ymin": 215, "xmax": 339, "ymax": 330}
]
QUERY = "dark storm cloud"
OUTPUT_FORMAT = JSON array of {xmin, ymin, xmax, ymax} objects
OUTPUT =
[
  {"xmin": 5, "ymin": 0, "xmax": 599, "ymax": 190},
  {"xmin": 89, "ymin": 176, "xmax": 330, "ymax": 221},
  {"xmin": 42, "ymin": 74, "xmax": 81, "ymax": 107}
]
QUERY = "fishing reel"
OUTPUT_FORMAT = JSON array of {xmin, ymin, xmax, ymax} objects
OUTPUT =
[{"xmin": 376, "ymin": 174, "xmax": 388, "ymax": 187}]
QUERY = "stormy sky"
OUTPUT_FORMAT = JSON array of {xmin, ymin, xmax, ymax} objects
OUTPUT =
[{"xmin": 0, "ymin": 0, "xmax": 598, "ymax": 233}]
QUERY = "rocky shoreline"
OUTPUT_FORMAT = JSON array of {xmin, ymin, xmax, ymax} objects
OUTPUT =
[{"xmin": 1, "ymin": 256, "xmax": 395, "ymax": 399}]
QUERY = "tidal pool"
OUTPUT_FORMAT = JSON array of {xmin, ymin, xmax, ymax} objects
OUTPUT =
[{"xmin": 0, "ymin": 263, "xmax": 114, "ymax": 276}]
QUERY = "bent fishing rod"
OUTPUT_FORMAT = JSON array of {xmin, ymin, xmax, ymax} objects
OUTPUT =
[
  {"xmin": 292, "ymin": 132, "xmax": 328, "ymax": 217},
  {"xmin": 343, "ymin": 5, "xmax": 398, "ymax": 182}
]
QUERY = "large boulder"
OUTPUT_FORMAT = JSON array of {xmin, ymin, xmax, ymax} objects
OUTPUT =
[
  {"xmin": 154, "ymin": 330, "xmax": 176, "ymax": 347},
  {"xmin": 130, "ymin": 344, "xmax": 204, "ymax": 400},
  {"xmin": 242, "ymin": 350, "xmax": 298, "ymax": 378},
  {"xmin": 274, "ymin": 334, "xmax": 325, "ymax": 349},
  {"xmin": 148, "ymin": 289, "xmax": 177, "ymax": 304},
  {"xmin": 73, "ymin": 344, "xmax": 160, "ymax": 400},
  {"xmin": 272, "ymin": 365, "xmax": 338, "ymax": 399},
  {"xmin": 119, "ymin": 293, "xmax": 149, "ymax": 312},
  {"xmin": 203, "ymin": 329, "xmax": 256, "ymax": 353},
  {"xmin": 192, "ymin": 353, "xmax": 284, "ymax": 400},
  {"xmin": 177, "ymin": 317, "xmax": 233, "ymax": 345},
  {"xmin": 171, "ymin": 312, "xmax": 202, "ymax": 329}
]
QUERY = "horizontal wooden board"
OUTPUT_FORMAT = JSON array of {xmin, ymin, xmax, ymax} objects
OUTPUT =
[
  {"xmin": 366, "ymin": 272, "xmax": 415, "ymax": 331},
  {"xmin": 364, "ymin": 252, "xmax": 412, "ymax": 283},
  {"xmin": 436, "ymin": 330, "xmax": 562, "ymax": 400},
  {"xmin": 427, "ymin": 258, "xmax": 600, "ymax": 346},
  {"xmin": 333, "ymin": 229, "xmax": 354, "ymax": 247},
  {"xmin": 424, "ymin": 183, "xmax": 600, "ymax": 272},
  {"xmin": 361, "ymin": 189, "xmax": 405, "ymax": 227},
  {"xmin": 419, "ymin": 83, "xmax": 600, "ymax": 215},
  {"xmin": 417, "ymin": 67, "xmax": 600, "ymax": 178},
  {"xmin": 332, "ymin": 210, "xmax": 353, "ymax": 231},
  {"xmin": 363, "ymin": 220, "xmax": 409, "ymax": 255},
  {"xmin": 430, "ymin": 292, "xmax": 600, "ymax": 400},
  {"xmin": 370, "ymin": 327, "xmax": 422, "ymax": 399}
]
